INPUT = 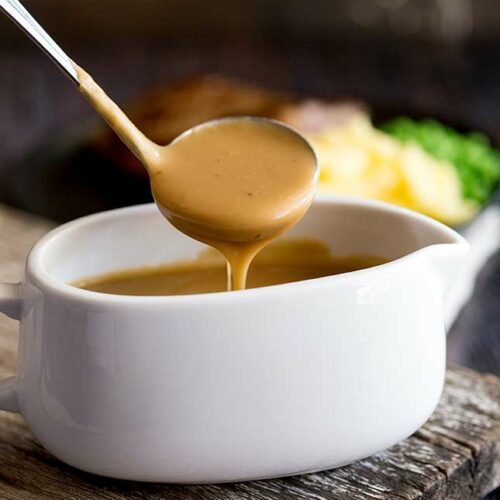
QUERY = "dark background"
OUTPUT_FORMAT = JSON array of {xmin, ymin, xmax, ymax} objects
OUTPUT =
[
  {"xmin": 1, "ymin": 0, "xmax": 500, "ymax": 170},
  {"xmin": 0, "ymin": 0, "xmax": 498, "ymax": 376}
]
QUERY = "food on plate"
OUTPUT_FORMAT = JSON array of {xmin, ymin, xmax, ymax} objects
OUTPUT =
[
  {"xmin": 381, "ymin": 117, "xmax": 500, "ymax": 208},
  {"xmin": 311, "ymin": 116, "xmax": 478, "ymax": 225}
]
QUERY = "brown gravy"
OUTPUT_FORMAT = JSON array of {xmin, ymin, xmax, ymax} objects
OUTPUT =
[
  {"xmin": 75, "ymin": 66, "xmax": 318, "ymax": 291},
  {"xmin": 75, "ymin": 239, "xmax": 385, "ymax": 296}
]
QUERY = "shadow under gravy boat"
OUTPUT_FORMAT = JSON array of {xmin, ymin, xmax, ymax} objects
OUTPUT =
[{"xmin": 0, "ymin": 195, "xmax": 468, "ymax": 483}]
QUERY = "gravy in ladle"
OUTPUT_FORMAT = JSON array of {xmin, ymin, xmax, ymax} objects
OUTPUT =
[{"xmin": 75, "ymin": 66, "xmax": 318, "ymax": 290}]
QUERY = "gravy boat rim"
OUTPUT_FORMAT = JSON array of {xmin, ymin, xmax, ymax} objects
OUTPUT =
[{"xmin": 27, "ymin": 195, "xmax": 469, "ymax": 305}]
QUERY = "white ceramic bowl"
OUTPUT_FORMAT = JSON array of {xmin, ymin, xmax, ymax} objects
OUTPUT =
[{"xmin": 0, "ymin": 196, "xmax": 468, "ymax": 483}]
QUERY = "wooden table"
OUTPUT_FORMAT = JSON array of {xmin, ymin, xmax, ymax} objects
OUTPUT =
[{"xmin": 0, "ymin": 204, "xmax": 499, "ymax": 499}]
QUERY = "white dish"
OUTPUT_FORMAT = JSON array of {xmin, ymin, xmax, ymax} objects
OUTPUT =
[{"xmin": 0, "ymin": 196, "xmax": 468, "ymax": 483}]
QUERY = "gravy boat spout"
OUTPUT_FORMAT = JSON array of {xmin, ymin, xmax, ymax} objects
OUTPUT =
[
  {"xmin": 411, "ymin": 219, "xmax": 469, "ymax": 294},
  {"xmin": 309, "ymin": 194, "xmax": 469, "ymax": 291}
]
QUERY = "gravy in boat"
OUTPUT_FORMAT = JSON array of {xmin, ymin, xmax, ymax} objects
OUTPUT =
[
  {"xmin": 75, "ymin": 66, "xmax": 318, "ymax": 291},
  {"xmin": 75, "ymin": 239, "xmax": 386, "ymax": 296}
]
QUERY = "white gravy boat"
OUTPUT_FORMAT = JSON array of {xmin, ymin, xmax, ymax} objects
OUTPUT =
[{"xmin": 0, "ymin": 196, "xmax": 468, "ymax": 483}]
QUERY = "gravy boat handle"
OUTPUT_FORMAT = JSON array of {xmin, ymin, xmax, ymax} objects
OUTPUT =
[{"xmin": 0, "ymin": 283, "xmax": 22, "ymax": 412}]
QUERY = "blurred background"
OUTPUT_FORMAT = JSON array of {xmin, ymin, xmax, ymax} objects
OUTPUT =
[
  {"xmin": 0, "ymin": 0, "xmax": 499, "ymax": 376},
  {"xmin": 2, "ymin": 0, "xmax": 500, "ymax": 177}
]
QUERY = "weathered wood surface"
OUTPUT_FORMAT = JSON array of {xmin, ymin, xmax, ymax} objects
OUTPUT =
[{"xmin": 0, "ymin": 204, "xmax": 499, "ymax": 499}]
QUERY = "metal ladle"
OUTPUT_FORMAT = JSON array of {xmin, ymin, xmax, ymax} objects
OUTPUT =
[{"xmin": 0, "ymin": 0, "xmax": 78, "ymax": 85}]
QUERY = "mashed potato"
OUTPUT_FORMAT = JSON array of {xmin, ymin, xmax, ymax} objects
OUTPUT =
[{"xmin": 308, "ymin": 116, "xmax": 478, "ymax": 225}]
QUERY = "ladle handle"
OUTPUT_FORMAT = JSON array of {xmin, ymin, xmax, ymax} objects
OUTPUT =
[{"xmin": 0, "ymin": 0, "xmax": 78, "ymax": 85}]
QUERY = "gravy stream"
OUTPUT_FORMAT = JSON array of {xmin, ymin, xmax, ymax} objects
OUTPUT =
[
  {"xmin": 75, "ymin": 66, "xmax": 317, "ymax": 290},
  {"xmin": 75, "ymin": 239, "xmax": 386, "ymax": 296}
]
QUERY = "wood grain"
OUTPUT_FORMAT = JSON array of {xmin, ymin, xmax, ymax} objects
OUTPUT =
[{"xmin": 0, "ymin": 204, "xmax": 499, "ymax": 499}]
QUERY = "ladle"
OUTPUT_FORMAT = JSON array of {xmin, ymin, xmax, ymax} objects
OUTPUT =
[{"xmin": 0, "ymin": 0, "xmax": 319, "ymax": 291}]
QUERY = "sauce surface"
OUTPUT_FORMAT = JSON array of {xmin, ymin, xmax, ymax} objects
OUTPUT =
[
  {"xmin": 75, "ymin": 65, "xmax": 317, "ymax": 291},
  {"xmin": 75, "ymin": 239, "xmax": 385, "ymax": 296}
]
